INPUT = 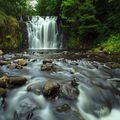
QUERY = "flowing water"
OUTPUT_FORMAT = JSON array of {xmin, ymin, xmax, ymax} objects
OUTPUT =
[
  {"xmin": 0, "ymin": 52, "xmax": 120, "ymax": 120},
  {"xmin": 26, "ymin": 16, "xmax": 62, "ymax": 49}
]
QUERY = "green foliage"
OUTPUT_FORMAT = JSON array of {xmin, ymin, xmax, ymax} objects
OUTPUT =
[
  {"xmin": 0, "ymin": 11, "xmax": 22, "ymax": 49},
  {"xmin": 0, "ymin": 0, "xmax": 33, "ymax": 17},
  {"xmin": 94, "ymin": 34, "xmax": 120, "ymax": 53},
  {"xmin": 103, "ymin": 34, "xmax": 120, "ymax": 53},
  {"xmin": 0, "ymin": 10, "xmax": 7, "ymax": 26},
  {"xmin": 68, "ymin": 38, "xmax": 79, "ymax": 49},
  {"xmin": 36, "ymin": 0, "xmax": 59, "ymax": 16},
  {"xmin": 61, "ymin": 0, "xmax": 100, "ymax": 48}
]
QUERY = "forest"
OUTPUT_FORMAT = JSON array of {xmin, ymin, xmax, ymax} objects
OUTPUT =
[{"xmin": 0, "ymin": 0, "xmax": 120, "ymax": 52}]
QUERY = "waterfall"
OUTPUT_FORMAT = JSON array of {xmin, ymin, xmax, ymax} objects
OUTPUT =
[{"xmin": 26, "ymin": 16, "xmax": 62, "ymax": 49}]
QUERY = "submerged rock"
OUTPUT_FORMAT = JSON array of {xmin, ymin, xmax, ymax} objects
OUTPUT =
[
  {"xmin": 43, "ymin": 80, "xmax": 60, "ymax": 98},
  {"xmin": 0, "ymin": 88, "xmax": 7, "ymax": 97},
  {"xmin": 61, "ymin": 80, "xmax": 79, "ymax": 99},
  {"xmin": 27, "ymin": 83, "xmax": 42, "ymax": 95},
  {"xmin": 56, "ymin": 104, "xmax": 71, "ymax": 112}
]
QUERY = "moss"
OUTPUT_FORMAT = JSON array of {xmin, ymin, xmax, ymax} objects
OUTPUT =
[{"xmin": 0, "ymin": 11, "xmax": 23, "ymax": 50}]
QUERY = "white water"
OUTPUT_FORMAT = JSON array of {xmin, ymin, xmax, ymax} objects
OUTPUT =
[
  {"xmin": 26, "ymin": 16, "xmax": 62, "ymax": 49},
  {"xmin": 0, "ymin": 57, "xmax": 120, "ymax": 120}
]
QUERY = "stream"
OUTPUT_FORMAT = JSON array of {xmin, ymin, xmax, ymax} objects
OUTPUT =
[{"xmin": 0, "ymin": 51, "xmax": 120, "ymax": 120}]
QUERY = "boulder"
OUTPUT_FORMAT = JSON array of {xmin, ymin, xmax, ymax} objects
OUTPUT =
[
  {"xmin": 9, "ymin": 76, "xmax": 27, "ymax": 87},
  {"xmin": 0, "ymin": 79, "xmax": 7, "ymax": 88},
  {"xmin": 0, "ymin": 50, "xmax": 3, "ymax": 56},
  {"xmin": 43, "ymin": 80, "xmax": 60, "ymax": 98},
  {"xmin": 14, "ymin": 59, "xmax": 28, "ymax": 66},
  {"xmin": 8, "ymin": 63, "xmax": 23, "ymax": 69},
  {"xmin": 41, "ymin": 63, "xmax": 54, "ymax": 71},
  {"xmin": 0, "ymin": 88, "xmax": 7, "ymax": 97},
  {"xmin": 43, "ymin": 59, "xmax": 53, "ymax": 64}
]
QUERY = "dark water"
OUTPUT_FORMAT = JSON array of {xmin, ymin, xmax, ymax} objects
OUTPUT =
[{"xmin": 0, "ymin": 52, "xmax": 120, "ymax": 120}]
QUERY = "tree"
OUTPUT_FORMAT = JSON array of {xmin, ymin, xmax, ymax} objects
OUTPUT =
[
  {"xmin": 0, "ymin": 0, "xmax": 32, "ymax": 17},
  {"xmin": 36, "ymin": 0, "xmax": 59, "ymax": 16},
  {"xmin": 61, "ymin": 0, "xmax": 100, "ymax": 48}
]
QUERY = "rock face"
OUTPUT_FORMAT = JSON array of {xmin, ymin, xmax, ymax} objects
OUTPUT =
[{"xmin": 43, "ymin": 80, "xmax": 60, "ymax": 98}]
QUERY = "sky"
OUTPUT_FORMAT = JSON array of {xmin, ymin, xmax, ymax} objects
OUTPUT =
[{"xmin": 29, "ymin": 0, "xmax": 37, "ymax": 8}]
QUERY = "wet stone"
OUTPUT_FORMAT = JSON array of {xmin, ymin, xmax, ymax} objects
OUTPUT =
[
  {"xmin": 8, "ymin": 63, "xmax": 23, "ymax": 69},
  {"xmin": 61, "ymin": 80, "xmax": 79, "ymax": 99},
  {"xmin": 43, "ymin": 59, "xmax": 53, "ymax": 64},
  {"xmin": 0, "ymin": 60, "xmax": 10, "ymax": 66},
  {"xmin": 14, "ymin": 58, "xmax": 28, "ymax": 66},
  {"xmin": 41, "ymin": 63, "xmax": 54, "ymax": 71},
  {"xmin": 43, "ymin": 80, "xmax": 60, "ymax": 98},
  {"xmin": 56, "ymin": 104, "xmax": 71, "ymax": 112},
  {"xmin": 9, "ymin": 76, "xmax": 27, "ymax": 87},
  {"xmin": 0, "ymin": 88, "xmax": 7, "ymax": 97}
]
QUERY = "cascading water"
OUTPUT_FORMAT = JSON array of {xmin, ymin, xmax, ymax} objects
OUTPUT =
[
  {"xmin": 0, "ymin": 52, "xmax": 120, "ymax": 120},
  {"xmin": 26, "ymin": 16, "xmax": 62, "ymax": 49}
]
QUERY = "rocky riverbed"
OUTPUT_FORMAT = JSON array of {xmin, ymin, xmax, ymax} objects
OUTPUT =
[{"xmin": 0, "ymin": 50, "xmax": 120, "ymax": 120}]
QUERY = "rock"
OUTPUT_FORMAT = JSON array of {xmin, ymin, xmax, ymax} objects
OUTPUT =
[
  {"xmin": 14, "ymin": 59, "xmax": 28, "ymax": 66},
  {"xmin": 62, "ymin": 51, "xmax": 69, "ymax": 55},
  {"xmin": 61, "ymin": 80, "xmax": 79, "ymax": 99},
  {"xmin": 27, "ymin": 83, "xmax": 42, "ymax": 95},
  {"xmin": 8, "ymin": 63, "xmax": 23, "ymax": 69},
  {"xmin": 0, "ymin": 60, "xmax": 10, "ymax": 66},
  {"xmin": 106, "ymin": 62, "xmax": 120, "ymax": 69},
  {"xmin": 41, "ymin": 63, "xmax": 54, "ymax": 71},
  {"xmin": 43, "ymin": 59, "xmax": 53, "ymax": 64},
  {"xmin": 0, "ymin": 79, "xmax": 7, "ymax": 88},
  {"xmin": 43, "ymin": 80, "xmax": 60, "ymax": 98},
  {"xmin": 9, "ymin": 76, "xmax": 27, "ymax": 87},
  {"xmin": 56, "ymin": 104, "xmax": 71, "ymax": 112},
  {"xmin": 0, "ymin": 88, "xmax": 7, "ymax": 97},
  {"xmin": 0, "ymin": 50, "xmax": 3, "ymax": 56},
  {"xmin": 1, "ymin": 75, "xmax": 9, "ymax": 82}
]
